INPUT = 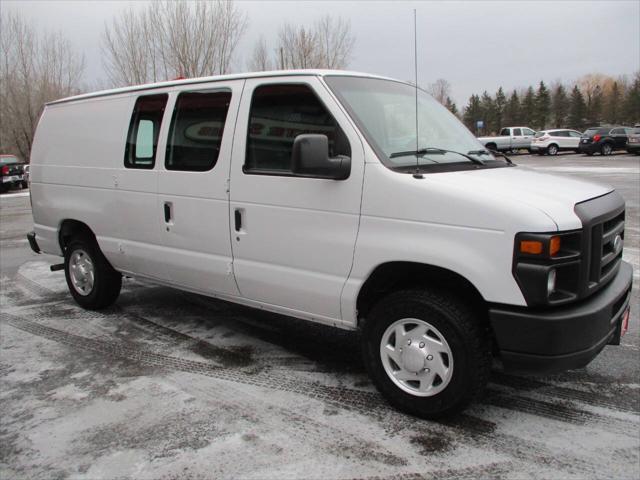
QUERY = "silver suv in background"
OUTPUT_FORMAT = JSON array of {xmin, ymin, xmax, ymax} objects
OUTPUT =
[
  {"xmin": 478, "ymin": 127, "xmax": 536, "ymax": 153},
  {"xmin": 531, "ymin": 129, "xmax": 583, "ymax": 155}
]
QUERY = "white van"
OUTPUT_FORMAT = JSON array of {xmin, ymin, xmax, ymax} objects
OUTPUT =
[{"xmin": 28, "ymin": 70, "xmax": 632, "ymax": 418}]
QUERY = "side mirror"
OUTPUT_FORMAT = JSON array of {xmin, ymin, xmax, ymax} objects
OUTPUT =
[{"xmin": 291, "ymin": 134, "xmax": 350, "ymax": 180}]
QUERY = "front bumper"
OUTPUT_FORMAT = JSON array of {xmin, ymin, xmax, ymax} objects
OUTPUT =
[
  {"xmin": 626, "ymin": 144, "xmax": 640, "ymax": 153},
  {"xmin": 489, "ymin": 261, "xmax": 633, "ymax": 373}
]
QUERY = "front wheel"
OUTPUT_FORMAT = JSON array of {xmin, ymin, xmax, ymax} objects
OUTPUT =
[
  {"xmin": 547, "ymin": 144, "xmax": 559, "ymax": 156},
  {"xmin": 361, "ymin": 289, "xmax": 491, "ymax": 418},
  {"xmin": 601, "ymin": 143, "xmax": 613, "ymax": 156},
  {"xmin": 64, "ymin": 235, "xmax": 122, "ymax": 309}
]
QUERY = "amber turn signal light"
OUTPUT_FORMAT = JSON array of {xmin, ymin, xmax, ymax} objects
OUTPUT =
[
  {"xmin": 549, "ymin": 236, "xmax": 561, "ymax": 256},
  {"xmin": 520, "ymin": 240, "xmax": 543, "ymax": 255}
]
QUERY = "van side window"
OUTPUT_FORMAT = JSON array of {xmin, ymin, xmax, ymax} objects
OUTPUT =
[
  {"xmin": 125, "ymin": 94, "xmax": 168, "ymax": 169},
  {"xmin": 165, "ymin": 90, "xmax": 232, "ymax": 171},
  {"xmin": 245, "ymin": 84, "xmax": 350, "ymax": 174}
]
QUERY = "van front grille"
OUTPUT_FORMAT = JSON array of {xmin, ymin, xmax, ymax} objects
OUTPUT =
[{"xmin": 575, "ymin": 192, "xmax": 626, "ymax": 300}]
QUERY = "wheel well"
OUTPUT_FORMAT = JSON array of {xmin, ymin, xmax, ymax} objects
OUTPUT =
[
  {"xmin": 485, "ymin": 143, "xmax": 497, "ymax": 150},
  {"xmin": 356, "ymin": 262, "xmax": 487, "ymax": 326},
  {"xmin": 58, "ymin": 219, "xmax": 95, "ymax": 253}
]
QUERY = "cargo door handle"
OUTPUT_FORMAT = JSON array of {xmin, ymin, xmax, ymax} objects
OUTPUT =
[
  {"xmin": 164, "ymin": 202, "xmax": 172, "ymax": 223},
  {"xmin": 234, "ymin": 209, "xmax": 242, "ymax": 232}
]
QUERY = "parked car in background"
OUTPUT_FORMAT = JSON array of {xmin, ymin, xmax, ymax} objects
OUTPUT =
[
  {"xmin": 0, "ymin": 154, "xmax": 27, "ymax": 193},
  {"xmin": 578, "ymin": 126, "xmax": 631, "ymax": 156},
  {"xmin": 531, "ymin": 129, "xmax": 583, "ymax": 155},
  {"xmin": 627, "ymin": 127, "xmax": 640, "ymax": 155},
  {"xmin": 478, "ymin": 126, "xmax": 536, "ymax": 153},
  {"xmin": 24, "ymin": 164, "xmax": 31, "ymax": 184}
]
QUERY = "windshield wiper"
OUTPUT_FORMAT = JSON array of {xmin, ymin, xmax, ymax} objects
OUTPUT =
[
  {"xmin": 469, "ymin": 148, "xmax": 515, "ymax": 165},
  {"xmin": 389, "ymin": 147, "xmax": 485, "ymax": 165}
]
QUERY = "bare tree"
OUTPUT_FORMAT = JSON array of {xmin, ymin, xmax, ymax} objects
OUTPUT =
[
  {"xmin": 0, "ymin": 12, "xmax": 84, "ymax": 160},
  {"xmin": 247, "ymin": 36, "xmax": 272, "ymax": 72},
  {"xmin": 102, "ymin": 0, "xmax": 247, "ymax": 86},
  {"xmin": 274, "ymin": 15, "xmax": 355, "ymax": 70},
  {"xmin": 427, "ymin": 78, "xmax": 451, "ymax": 105},
  {"xmin": 314, "ymin": 15, "xmax": 355, "ymax": 69}
]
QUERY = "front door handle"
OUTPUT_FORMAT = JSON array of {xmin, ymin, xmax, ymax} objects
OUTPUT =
[{"xmin": 164, "ymin": 202, "xmax": 172, "ymax": 223}]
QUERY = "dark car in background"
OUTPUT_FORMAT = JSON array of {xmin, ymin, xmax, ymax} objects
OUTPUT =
[
  {"xmin": 0, "ymin": 154, "xmax": 27, "ymax": 193},
  {"xmin": 626, "ymin": 128, "xmax": 640, "ymax": 155},
  {"xmin": 578, "ymin": 126, "xmax": 631, "ymax": 156}
]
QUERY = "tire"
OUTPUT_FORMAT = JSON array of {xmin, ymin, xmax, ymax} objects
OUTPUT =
[
  {"xmin": 546, "ymin": 144, "xmax": 559, "ymax": 156},
  {"xmin": 64, "ymin": 234, "xmax": 122, "ymax": 309},
  {"xmin": 0, "ymin": 184, "xmax": 8, "ymax": 194},
  {"xmin": 361, "ymin": 288, "xmax": 491, "ymax": 419},
  {"xmin": 601, "ymin": 143, "xmax": 613, "ymax": 156},
  {"xmin": 586, "ymin": 152, "xmax": 594, "ymax": 156},
  {"xmin": 21, "ymin": 181, "xmax": 28, "ymax": 189}
]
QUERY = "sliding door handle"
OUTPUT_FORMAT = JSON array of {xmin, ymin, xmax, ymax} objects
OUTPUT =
[
  {"xmin": 234, "ymin": 209, "xmax": 242, "ymax": 232},
  {"xmin": 164, "ymin": 202, "xmax": 172, "ymax": 223}
]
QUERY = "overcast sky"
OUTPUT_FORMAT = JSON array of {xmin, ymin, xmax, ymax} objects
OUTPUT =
[{"xmin": 4, "ymin": 0, "xmax": 639, "ymax": 107}]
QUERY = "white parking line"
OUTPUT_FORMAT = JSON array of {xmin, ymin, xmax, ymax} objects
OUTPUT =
[{"xmin": 0, "ymin": 191, "xmax": 30, "ymax": 198}]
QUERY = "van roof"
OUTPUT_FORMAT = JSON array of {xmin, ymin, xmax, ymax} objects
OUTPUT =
[{"xmin": 47, "ymin": 69, "xmax": 399, "ymax": 106}]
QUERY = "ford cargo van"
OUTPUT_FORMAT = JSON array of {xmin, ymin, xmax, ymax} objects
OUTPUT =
[{"xmin": 27, "ymin": 70, "xmax": 633, "ymax": 418}]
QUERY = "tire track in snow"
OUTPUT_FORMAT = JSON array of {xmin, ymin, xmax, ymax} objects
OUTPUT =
[{"xmin": 2, "ymin": 312, "xmax": 626, "ymax": 478}]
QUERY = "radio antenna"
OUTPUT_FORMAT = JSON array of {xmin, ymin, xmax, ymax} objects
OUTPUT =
[{"xmin": 413, "ymin": 9, "xmax": 422, "ymax": 178}]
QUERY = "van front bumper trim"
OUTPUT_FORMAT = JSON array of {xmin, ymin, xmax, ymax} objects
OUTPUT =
[{"xmin": 489, "ymin": 261, "xmax": 632, "ymax": 373}]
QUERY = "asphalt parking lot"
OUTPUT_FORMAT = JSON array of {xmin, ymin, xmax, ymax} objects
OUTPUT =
[{"xmin": 1, "ymin": 153, "xmax": 639, "ymax": 480}]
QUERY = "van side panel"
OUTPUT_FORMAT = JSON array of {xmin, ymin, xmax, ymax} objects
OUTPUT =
[{"xmin": 30, "ymin": 95, "xmax": 135, "ymax": 266}]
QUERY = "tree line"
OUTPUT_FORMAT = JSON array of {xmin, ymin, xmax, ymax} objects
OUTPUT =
[
  {"xmin": 0, "ymin": 1, "xmax": 356, "ymax": 159},
  {"xmin": 458, "ymin": 73, "xmax": 640, "ymax": 135}
]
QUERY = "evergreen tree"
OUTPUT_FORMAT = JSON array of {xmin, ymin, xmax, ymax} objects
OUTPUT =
[
  {"xmin": 444, "ymin": 96, "xmax": 458, "ymax": 116},
  {"xmin": 568, "ymin": 85, "xmax": 587, "ymax": 130},
  {"xmin": 521, "ymin": 86, "xmax": 536, "ymax": 126},
  {"xmin": 622, "ymin": 74, "xmax": 639, "ymax": 125},
  {"xmin": 604, "ymin": 81, "xmax": 622, "ymax": 124},
  {"xmin": 463, "ymin": 94, "xmax": 483, "ymax": 133},
  {"xmin": 551, "ymin": 84, "xmax": 569, "ymax": 128},
  {"xmin": 494, "ymin": 87, "xmax": 507, "ymax": 130},
  {"xmin": 503, "ymin": 90, "xmax": 521, "ymax": 126},
  {"xmin": 480, "ymin": 90, "xmax": 497, "ymax": 133},
  {"xmin": 534, "ymin": 81, "xmax": 551, "ymax": 130}
]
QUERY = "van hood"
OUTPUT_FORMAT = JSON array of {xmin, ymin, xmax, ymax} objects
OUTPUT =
[{"xmin": 433, "ymin": 165, "xmax": 613, "ymax": 230}]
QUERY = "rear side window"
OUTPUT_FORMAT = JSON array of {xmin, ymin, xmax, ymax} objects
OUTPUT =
[
  {"xmin": 245, "ymin": 84, "xmax": 350, "ymax": 174},
  {"xmin": 568, "ymin": 131, "xmax": 582, "ymax": 137},
  {"xmin": 125, "ymin": 94, "xmax": 168, "ymax": 169},
  {"xmin": 165, "ymin": 90, "xmax": 232, "ymax": 171}
]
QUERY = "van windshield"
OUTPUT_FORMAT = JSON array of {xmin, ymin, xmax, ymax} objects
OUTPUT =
[{"xmin": 324, "ymin": 76, "xmax": 504, "ymax": 172}]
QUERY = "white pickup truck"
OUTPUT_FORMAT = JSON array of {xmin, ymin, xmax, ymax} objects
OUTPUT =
[
  {"xmin": 27, "ymin": 70, "xmax": 632, "ymax": 418},
  {"xmin": 478, "ymin": 126, "xmax": 537, "ymax": 152}
]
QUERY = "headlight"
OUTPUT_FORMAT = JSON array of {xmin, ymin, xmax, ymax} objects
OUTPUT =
[{"xmin": 513, "ymin": 231, "xmax": 582, "ymax": 306}]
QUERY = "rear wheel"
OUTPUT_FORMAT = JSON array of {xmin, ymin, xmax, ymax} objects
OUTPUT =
[
  {"xmin": 547, "ymin": 144, "xmax": 559, "ymax": 156},
  {"xmin": 64, "ymin": 234, "xmax": 122, "ymax": 309},
  {"xmin": 361, "ymin": 288, "xmax": 491, "ymax": 418},
  {"xmin": 21, "ymin": 181, "xmax": 28, "ymax": 189},
  {"xmin": 601, "ymin": 143, "xmax": 613, "ymax": 156}
]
